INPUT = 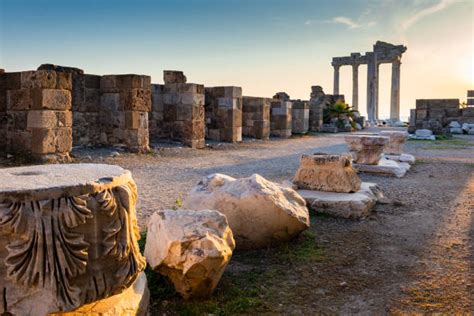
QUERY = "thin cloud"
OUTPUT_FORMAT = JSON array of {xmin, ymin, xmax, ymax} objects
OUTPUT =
[
  {"xmin": 331, "ymin": 16, "xmax": 361, "ymax": 29},
  {"xmin": 401, "ymin": 0, "xmax": 457, "ymax": 31}
]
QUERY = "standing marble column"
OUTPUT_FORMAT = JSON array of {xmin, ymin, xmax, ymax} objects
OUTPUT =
[
  {"xmin": 333, "ymin": 65, "xmax": 340, "ymax": 95},
  {"xmin": 390, "ymin": 59, "xmax": 401, "ymax": 120},
  {"xmin": 366, "ymin": 53, "xmax": 377, "ymax": 123},
  {"xmin": 352, "ymin": 64, "xmax": 359, "ymax": 111}
]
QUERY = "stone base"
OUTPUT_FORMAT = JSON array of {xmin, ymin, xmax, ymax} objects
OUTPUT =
[
  {"xmin": 50, "ymin": 272, "xmax": 150, "ymax": 316},
  {"xmin": 383, "ymin": 153, "xmax": 416, "ymax": 165},
  {"xmin": 297, "ymin": 182, "xmax": 380, "ymax": 219},
  {"xmin": 354, "ymin": 158, "xmax": 410, "ymax": 178}
]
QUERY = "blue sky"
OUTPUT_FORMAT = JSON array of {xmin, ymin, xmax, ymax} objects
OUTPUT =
[{"xmin": 1, "ymin": 0, "xmax": 473, "ymax": 119}]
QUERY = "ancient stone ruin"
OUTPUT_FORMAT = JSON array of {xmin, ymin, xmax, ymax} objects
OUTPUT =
[
  {"xmin": 308, "ymin": 85, "xmax": 346, "ymax": 132},
  {"xmin": 270, "ymin": 93, "xmax": 292, "ymax": 138},
  {"xmin": 293, "ymin": 153, "xmax": 382, "ymax": 219},
  {"xmin": 242, "ymin": 96, "xmax": 271, "ymax": 139},
  {"xmin": 291, "ymin": 99, "xmax": 309, "ymax": 134},
  {"xmin": 150, "ymin": 71, "xmax": 205, "ymax": 148},
  {"xmin": 204, "ymin": 87, "xmax": 243, "ymax": 143},
  {"xmin": 0, "ymin": 69, "xmax": 73, "ymax": 162},
  {"xmin": 145, "ymin": 209, "xmax": 235, "ymax": 299},
  {"xmin": 183, "ymin": 173, "xmax": 310, "ymax": 249},
  {"xmin": 332, "ymin": 41, "xmax": 407, "ymax": 123},
  {"xmin": 0, "ymin": 164, "xmax": 147, "ymax": 315},
  {"xmin": 345, "ymin": 135, "xmax": 410, "ymax": 178},
  {"xmin": 408, "ymin": 98, "xmax": 474, "ymax": 135}
]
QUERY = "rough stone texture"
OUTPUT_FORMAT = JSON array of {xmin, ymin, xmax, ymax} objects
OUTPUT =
[
  {"xmin": 293, "ymin": 153, "xmax": 361, "ymax": 193},
  {"xmin": 150, "ymin": 77, "xmax": 205, "ymax": 148},
  {"xmin": 163, "ymin": 70, "xmax": 187, "ymax": 84},
  {"xmin": 298, "ymin": 182, "xmax": 380, "ymax": 219},
  {"xmin": 1, "ymin": 70, "xmax": 73, "ymax": 162},
  {"xmin": 100, "ymin": 74, "xmax": 151, "ymax": 152},
  {"xmin": 144, "ymin": 209, "xmax": 235, "ymax": 299},
  {"xmin": 345, "ymin": 135, "xmax": 389, "ymax": 165},
  {"xmin": 51, "ymin": 272, "xmax": 149, "ymax": 316},
  {"xmin": 205, "ymin": 87, "xmax": 243, "ymax": 143},
  {"xmin": 384, "ymin": 153, "xmax": 416, "ymax": 165},
  {"xmin": 0, "ymin": 164, "xmax": 146, "ymax": 315},
  {"xmin": 183, "ymin": 173, "xmax": 309, "ymax": 249},
  {"xmin": 379, "ymin": 131, "xmax": 407, "ymax": 155},
  {"xmin": 242, "ymin": 96, "xmax": 271, "ymax": 139},
  {"xmin": 408, "ymin": 99, "xmax": 474, "ymax": 135},
  {"xmin": 291, "ymin": 99, "xmax": 309, "ymax": 134},
  {"xmin": 354, "ymin": 158, "xmax": 411, "ymax": 178},
  {"xmin": 270, "ymin": 99, "xmax": 292, "ymax": 138},
  {"xmin": 308, "ymin": 86, "xmax": 345, "ymax": 132}
]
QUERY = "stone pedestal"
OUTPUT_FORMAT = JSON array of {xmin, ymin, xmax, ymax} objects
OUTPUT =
[
  {"xmin": 291, "ymin": 100, "xmax": 309, "ymax": 134},
  {"xmin": 293, "ymin": 154, "xmax": 361, "ymax": 193},
  {"xmin": 205, "ymin": 87, "xmax": 243, "ymax": 143},
  {"xmin": 354, "ymin": 158, "xmax": 410, "ymax": 178},
  {"xmin": 345, "ymin": 135, "xmax": 389, "ymax": 165},
  {"xmin": 0, "ymin": 164, "xmax": 147, "ymax": 315},
  {"xmin": 242, "ymin": 97, "xmax": 271, "ymax": 139},
  {"xmin": 379, "ymin": 130, "xmax": 407, "ymax": 155},
  {"xmin": 298, "ymin": 182, "xmax": 382, "ymax": 219}
]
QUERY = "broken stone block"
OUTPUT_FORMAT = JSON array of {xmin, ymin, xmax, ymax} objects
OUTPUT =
[
  {"xmin": 354, "ymin": 157, "xmax": 411, "ymax": 178},
  {"xmin": 383, "ymin": 153, "xmax": 416, "ymax": 165},
  {"xmin": 144, "ymin": 209, "xmax": 235, "ymax": 300},
  {"xmin": 0, "ymin": 164, "xmax": 146, "ymax": 315},
  {"xmin": 298, "ymin": 182, "xmax": 381, "ymax": 219},
  {"xmin": 183, "ymin": 173, "xmax": 309, "ymax": 249},
  {"xmin": 293, "ymin": 153, "xmax": 361, "ymax": 193},
  {"xmin": 163, "ymin": 70, "xmax": 187, "ymax": 84},
  {"xmin": 31, "ymin": 88, "xmax": 72, "ymax": 110},
  {"xmin": 345, "ymin": 135, "xmax": 389, "ymax": 165},
  {"xmin": 379, "ymin": 131, "xmax": 408, "ymax": 155}
]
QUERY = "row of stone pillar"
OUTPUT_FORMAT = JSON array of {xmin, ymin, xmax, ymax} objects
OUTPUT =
[{"xmin": 333, "ymin": 59, "xmax": 401, "ymax": 122}]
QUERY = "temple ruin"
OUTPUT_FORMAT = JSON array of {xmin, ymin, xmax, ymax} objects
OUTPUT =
[{"xmin": 332, "ymin": 41, "xmax": 407, "ymax": 123}]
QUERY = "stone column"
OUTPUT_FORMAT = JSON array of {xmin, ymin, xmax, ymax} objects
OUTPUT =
[
  {"xmin": 333, "ymin": 65, "xmax": 340, "ymax": 95},
  {"xmin": 352, "ymin": 64, "xmax": 359, "ymax": 111},
  {"xmin": 375, "ymin": 63, "xmax": 380, "ymax": 120},
  {"xmin": 366, "ymin": 53, "xmax": 377, "ymax": 123},
  {"xmin": 390, "ymin": 59, "xmax": 401, "ymax": 120}
]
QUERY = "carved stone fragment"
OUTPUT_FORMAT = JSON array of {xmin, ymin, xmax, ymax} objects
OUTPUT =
[
  {"xmin": 345, "ymin": 135, "xmax": 389, "ymax": 165},
  {"xmin": 379, "ymin": 131, "xmax": 408, "ymax": 155},
  {"xmin": 0, "ymin": 164, "xmax": 147, "ymax": 315},
  {"xmin": 293, "ymin": 153, "xmax": 361, "ymax": 193}
]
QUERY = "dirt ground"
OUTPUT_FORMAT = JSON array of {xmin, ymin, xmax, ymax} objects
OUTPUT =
[{"xmin": 1, "ymin": 129, "xmax": 473, "ymax": 314}]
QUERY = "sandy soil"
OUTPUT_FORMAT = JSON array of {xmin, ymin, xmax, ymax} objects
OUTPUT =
[{"xmin": 1, "ymin": 129, "xmax": 472, "ymax": 314}]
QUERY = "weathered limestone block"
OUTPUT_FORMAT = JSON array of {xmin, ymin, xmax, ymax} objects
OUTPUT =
[
  {"xmin": 242, "ymin": 97, "xmax": 270, "ymax": 139},
  {"xmin": 354, "ymin": 158, "xmax": 410, "ymax": 178},
  {"xmin": 345, "ymin": 135, "xmax": 389, "ymax": 165},
  {"xmin": 291, "ymin": 100, "xmax": 309, "ymax": 134},
  {"xmin": 145, "ymin": 210, "xmax": 235, "ymax": 299},
  {"xmin": 270, "ymin": 99, "xmax": 292, "ymax": 138},
  {"xmin": 298, "ymin": 182, "xmax": 381, "ymax": 219},
  {"xmin": 205, "ymin": 87, "xmax": 243, "ymax": 143},
  {"xmin": 0, "ymin": 164, "xmax": 147, "ymax": 315},
  {"xmin": 379, "ymin": 131, "xmax": 408, "ymax": 155},
  {"xmin": 293, "ymin": 154, "xmax": 361, "ymax": 193},
  {"xmin": 273, "ymin": 92, "xmax": 290, "ymax": 101},
  {"xmin": 183, "ymin": 173, "xmax": 309, "ymax": 249},
  {"xmin": 163, "ymin": 70, "xmax": 187, "ymax": 84}
]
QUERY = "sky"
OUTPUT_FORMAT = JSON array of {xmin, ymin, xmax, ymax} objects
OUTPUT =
[{"xmin": 0, "ymin": 0, "xmax": 473, "ymax": 119}]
